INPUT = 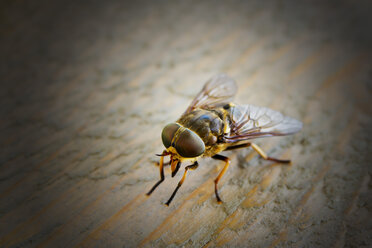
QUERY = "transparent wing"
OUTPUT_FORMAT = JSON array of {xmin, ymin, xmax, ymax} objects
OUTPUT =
[
  {"xmin": 184, "ymin": 74, "xmax": 238, "ymax": 115},
  {"xmin": 225, "ymin": 104, "xmax": 303, "ymax": 142}
]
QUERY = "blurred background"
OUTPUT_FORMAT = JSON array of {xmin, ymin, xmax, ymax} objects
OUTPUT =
[{"xmin": 0, "ymin": 0, "xmax": 371, "ymax": 247}]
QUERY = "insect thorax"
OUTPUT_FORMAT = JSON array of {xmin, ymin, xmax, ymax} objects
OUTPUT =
[{"xmin": 177, "ymin": 109, "xmax": 225, "ymax": 148}]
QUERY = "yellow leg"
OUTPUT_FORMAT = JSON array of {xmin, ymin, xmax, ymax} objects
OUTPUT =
[
  {"xmin": 212, "ymin": 154, "xmax": 230, "ymax": 203},
  {"xmin": 147, "ymin": 151, "xmax": 168, "ymax": 195},
  {"xmin": 171, "ymin": 159, "xmax": 181, "ymax": 177},
  {"xmin": 227, "ymin": 143, "xmax": 291, "ymax": 163},
  {"xmin": 165, "ymin": 162, "xmax": 199, "ymax": 206},
  {"xmin": 250, "ymin": 143, "xmax": 290, "ymax": 163}
]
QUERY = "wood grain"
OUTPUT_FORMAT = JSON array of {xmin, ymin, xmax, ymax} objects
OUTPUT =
[{"xmin": 1, "ymin": 0, "xmax": 371, "ymax": 247}]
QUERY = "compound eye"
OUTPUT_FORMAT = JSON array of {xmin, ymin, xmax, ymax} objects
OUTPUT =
[
  {"xmin": 175, "ymin": 129, "xmax": 205, "ymax": 158},
  {"xmin": 161, "ymin": 123, "xmax": 181, "ymax": 148}
]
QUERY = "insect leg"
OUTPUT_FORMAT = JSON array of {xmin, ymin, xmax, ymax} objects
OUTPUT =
[
  {"xmin": 165, "ymin": 161, "xmax": 199, "ymax": 206},
  {"xmin": 146, "ymin": 151, "xmax": 169, "ymax": 195},
  {"xmin": 171, "ymin": 161, "xmax": 181, "ymax": 177},
  {"xmin": 155, "ymin": 160, "xmax": 170, "ymax": 167},
  {"xmin": 155, "ymin": 152, "xmax": 171, "ymax": 166},
  {"xmin": 212, "ymin": 154, "xmax": 230, "ymax": 203},
  {"xmin": 250, "ymin": 143, "xmax": 291, "ymax": 163},
  {"xmin": 225, "ymin": 142, "xmax": 251, "ymax": 150}
]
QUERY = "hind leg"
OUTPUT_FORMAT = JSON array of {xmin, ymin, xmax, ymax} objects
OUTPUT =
[{"xmin": 226, "ymin": 143, "xmax": 291, "ymax": 163}]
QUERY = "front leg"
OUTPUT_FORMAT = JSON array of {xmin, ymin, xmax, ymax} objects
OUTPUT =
[
  {"xmin": 146, "ymin": 150, "xmax": 169, "ymax": 195},
  {"xmin": 165, "ymin": 161, "xmax": 199, "ymax": 206}
]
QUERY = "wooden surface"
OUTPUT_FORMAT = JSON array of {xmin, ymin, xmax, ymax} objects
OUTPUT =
[{"xmin": 1, "ymin": 0, "xmax": 371, "ymax": 247}]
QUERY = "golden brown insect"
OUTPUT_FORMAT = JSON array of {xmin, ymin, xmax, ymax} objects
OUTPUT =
[{"xmin": 146, "ymin": 74, "xmax": 302, "ymax": 206}]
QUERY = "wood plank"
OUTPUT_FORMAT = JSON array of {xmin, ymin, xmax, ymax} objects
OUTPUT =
[{"xmin": 0, "ymin": 0, "xmax": 371, "ymax": 247}]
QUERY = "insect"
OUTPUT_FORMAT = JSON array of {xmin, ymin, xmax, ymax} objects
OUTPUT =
[{"xmin": 146, "ymin": 74, "xmax": 302, "ymax": 206}]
